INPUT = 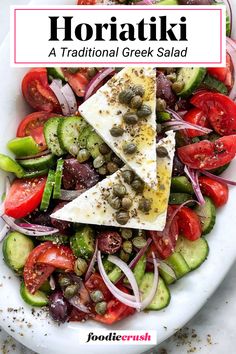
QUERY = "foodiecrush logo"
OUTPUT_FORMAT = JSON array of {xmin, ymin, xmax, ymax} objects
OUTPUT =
[
  {"xmin": 79, "ymin": 330, "xmax": 157, "ymax": 345},
  {"xmin": 11, "ymin": 5, "xmax": 226, "ymax": 67}
]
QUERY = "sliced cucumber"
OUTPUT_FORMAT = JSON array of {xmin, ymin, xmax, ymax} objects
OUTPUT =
[
  {"xmin": 86, "ymin": 131, "xmax": 104, "ymax": 159},
  {"xmin": 140, "ymin": 274, "xmax": 170, "ymax": 311},
  {"xmin": 40, "ymin": 169, "xmax": 55, "ymax": 212},
  {"xmin": 58, "ymin": 116, "xmax": 87, "ymax": 156},
  {"xmin": 108, "ymin": 266, "xmax": 122, "ymax": 283},
  {"xmin": 3, "ymin": 232, "xmax": 34, "ymax": 273},
  {"xmin": 70, "ymin": 225, "xmax": 95, "ymax": 260},
  {"xmin": 0, "ymin": 154, "xmax": 25, "ymax": 178},
  {"xmin": 53, "ymin": 159, "xmax": 64, "ymax": 199},
  {"xmin": 39, "ymin": 280, "xmax": 52, "ymax": 294},
  {"xmin": 18, "ymin": 154, "xmax": 56, "ymax": 171},
  {"xmin": 203, "ymin": 74, "xmax": 228, "ymax": 95},
  {"xmin": 23, "ymin": 169, "xmax": 49, "ymax": 179},
  {"xmin": 20, "ymin": 282, "xmax": 48, "ymax": 307},
  {"xmin": 176, "ymin": 68, "xmax": 206, "ymax": 98},
  {"xmin": 159, "ymin": 265, "xmax": 176, "ymax": 285},
  {"xmin": 36, "ymin": 234, "xmax": 69, "ymax": 244},
  {"xmin": 44, "ymin": 117, "xmax": 66, "ymax": 156},
  {"xmin": 171, "ymin": 176, "xmax": 194, "ymax": 194},
  {"xmin": 156, "ymin": 0, "xmax": 178, "ymax": 4},
  {"xmin": 78, "ymin": 125, "xmax": 93, "ymax": 148},
  {"xmin": 211, "ymin": 162, "xmax": 230, "ymax": 176},
  {"xmin": 169, "ymin": 193, "xmax": 193, "ymax": 205},
  {"xmin": 195, "ymin": 197, "xmax": 216, "ymax": 235},
  {"xmin": 133, "ymin": 255, "xmax": 146, "ymax": 286},
  {"xmin": 7, "ymin": 136, "xmax": 40, "ymax": 157},
  {"xmin": 164, "ymin": 252, "xmax": 190, "ymax": 279},
  {"xmin": 47, "ymin": 68, "xmax": 65, "ymax": 81},
  {"xmin": 175, "ymin": 236, "xmax": 209, "ymax": 271}
]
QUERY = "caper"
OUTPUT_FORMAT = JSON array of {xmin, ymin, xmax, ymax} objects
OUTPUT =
[
  {"xmin": 70, "ymin": 145, "xmax": 79, "ymax": 156},
  {"xmin": 112, "ymin": 155, "xmax": 123, "ymax": 167},
  {"xmin": 110, "ymin": 126, "xmax": 124, "ymax": 137},
  {"xmin": 121, "ymin": 197, "xmax": 133, "ymax": 210},
  {"xmin": 156, "ymin": 98, "xmax": 167, "ymax": 112},
  {"xmin": 138, "ymin": 198, "xmax": 152, "ymax": 213},
  {"xmin": 121, "ymin": 170, "xmax": 135, "ymax": 185},
  {"xmin": 93, "ymin": 155, "xmax": 105, "ymax": 169},
  {"xmin": 130, "ymin": 95, "xmax": 143, "ymax": 109},
  {"xmin": 115, "ymin": 211, "xmax": 130, "ymax": 225},
  {"xmin": 74, "ymin": 258, "xmax": 88, "ymax": 276},
  {"xmin": 68, "ymin": 67, "xmax": 79, "ymax": 74},
  {"xmin": 121, "ymin": 228, "xmax": 133, "ymax": 240},
  {"xmin": 77, "ymin": 148, "xmax": 90, "ymax": 163},
  {"xmin": 166, "ymin": 72, "xmax": 177, "ymax": 82},
  {"xmin": 132, "ymin": 236, "xmax": 147, "ymax": 249},
  {"xmin": 172, "ymin": 81, "xmax": 185, "ymax": 94},
  {"xmin": 58, "ymin": 275, "xmax": 71, "ymax": 288},
  {"xmin": 123, "ymin": 143, "xmax": 137, "ymax": 155},
  {"xmin": 156, "ymin": 146, "xmax": 169, "ymax": 158},
  {"xmin": 107, "ymin": 162, "xmax": 119, "ymax": 174},
  {"xmin": 90, "ymin": 290, "xmax": 104, "ymax": 303},
  {"xmin": 119, "ymin": 249, "xmax": 130, "ymax": 263},
  {"xmin": 87, "ymin": 67, "xmax": 97, "ymax": 78},
  {"xmin": 98, "ymin": 165, "xmax": 108, "ymax": 175},
  {"xmin": 99, "ymin": 143, "xmax": 111, "ymax": 155},
  {"xmin": 107, "ymin": 196, "xmax": 121, "ymax": 210},
  {"xmin": 137, "ymin": 104, "xmax": 152, "ymax": 118},
  {"xmin": 119, "ymin": 89, "xmax": 135, "ymax": 104},
  {"xmin": 123, "ymin": 112, "xmax": 138, "ymax": 125},
  {"xmin": 64, "ymin": 284, "xmax": 79, "ymax": 299},
  {"xmin": 113, "ymin": 184, "xmax": 127, "ymax": 198},
  {"xmin": 95, "ymin": 301, "xmax": 107, "ymax": 315},
  {"xmin": 122, "ymin": 240, "xmax": 132, "ymax": 254},
  {"xmin": 132, "ymin": 85, "xmax": 145, "ymax": 97},
  {"xmin": 131, "ymin": 177, "xmax": 144, "ymax": 193},
  {"xmin": 156, "ymin": 123, "xmax": 162, "ymax": 134}
]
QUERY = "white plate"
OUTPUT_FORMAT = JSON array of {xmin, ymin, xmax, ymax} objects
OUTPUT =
[{"xmin": 0, "ymin": 2, "xmax": 236, "ymax": 354}]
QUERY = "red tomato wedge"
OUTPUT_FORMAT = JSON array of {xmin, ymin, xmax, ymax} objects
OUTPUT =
[
  {"xmin": 191, "ymin": 91, "xmax": 236, "ymax": 136},
  {"xmin": 94, "ymin": 286, "xmax": 135, "ymax": 325},
  {"xmin": 4, "ymin": 177, "xmax": 47, "ymax": 219},
  {"xmin": 183, "ymin": 108, "xmax": 210, "ymax": 138},
  {"xmin": 199, "ymin": 176, "xmax": 229, "ymax": 207},
  {"xmin": 37, "ymin": 245, "xmax": 76, "ymax": 272},
  {"xmin": 62, "ymin": 69, "xmax": 89, "ymax": 97},
  {"xmin": 85, "ymin": 273, "xmax": 112, "ymax": 302},
  {"xmin": 24, "ymin": 242, "xmax": 55, "ymax": 294},
  {"xmin": 22, "ymin": 68, "xmax": 61, "ymax": 113},
  {"xmin": 208, "ymin": 53, "xmax": 233, "ymax": 88},
  {"xmin": 17, "ymin": 111, "xmax": 60, "ymax": 151},
  {"xmin": 178, "ymin": 135, "xmax": 236, "ymax": 170},
  {"xmin": 77, "ymin": 0, "xmax": 96, "ymax": 4},
  {"xmin": 173, "ymin": 206, "xmax": 202, "ymax": 241}
]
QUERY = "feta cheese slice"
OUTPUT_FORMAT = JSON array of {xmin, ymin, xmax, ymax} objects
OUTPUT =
[
  {"xmin": 79, "ymin": 67, "xmax": 157, "ymax": 188},
  {"xmin": 51, "ymin": 132, "xmax": 175, "ymax": 231}
]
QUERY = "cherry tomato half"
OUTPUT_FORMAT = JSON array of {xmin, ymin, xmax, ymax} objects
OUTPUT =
[
  {"xmin": 37, "ymin": 244, "xmax": 76, "ymax": 271},
  {"xmin": 85, "ymin": 273, "xmax": 112, "ymax": 302},
  {"xmin": 23, "ymin": 242, "xmax": 55, "ymax": 294},
  {"xmin": 191, "ymin": 91, "xmax": 236, "ymax": 136},
  {"xmin": 208, "ymin": 53, "xmax": 233, "ymax": 88},
  {"xmin": 199, "ymin": 176, "xmax": 229, "ymax": 207},
  {"xmin": 173, "ymin": 206, "xmax": 202, "ymax": 241},
  {"xmin": 17, "ymin": 111, "xmax": 60, "ymax": 151},
  {"xmin": 77, "ymin": 0, "xmax": 96, "ymax": 4},
  {"xmin": 22, "ymin": 68, "xmax": 61, "ymax": 113},
  {"xmin": 183, "ymin": 108, "xmax": 210, "ymax": 138},
  {"xmin": 62, "ymin": 69, "xmax": 89, "ymax": 97},
  {"xmin": 4, "ymin": 177, "xmax": 47, "ymax": 219},
  {"xmin": 177, "ymin": 135, "xmax": 236, "ymax": 170}
]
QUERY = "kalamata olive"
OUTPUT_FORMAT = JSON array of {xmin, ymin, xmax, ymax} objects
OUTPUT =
[
  {"xmin": 179, "ymin": 0, "xmax": 213, "ymax": 4},
  {"xmin": 156, "ymin": 72, "xmax": 177, "ymax": 106},
  {"xmin": 49, "ymin": 291, "xmax": 69, "ymax": 323},
  {"xmin": 97, "ymin": 231, "xmax": 122, "ymax": 254},
  {"xmin": 51, "ymin": 202, "xmax": 73, "ymax": 235},
  {"xmin": 63, "ymin": 159, "xmax": 99, "ymax": 190},
  {"xmin": 172, "ymin": 154, "xmax": 185, "ymax": 177},
  {"xmin": 26, "ymin": 210, "xmax": 52, "ymax": 226}
]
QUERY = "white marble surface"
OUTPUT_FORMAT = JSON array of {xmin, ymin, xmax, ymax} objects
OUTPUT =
[{"xmin": 1, "ymin": 1, "xmax": 236, "ymax": 353}]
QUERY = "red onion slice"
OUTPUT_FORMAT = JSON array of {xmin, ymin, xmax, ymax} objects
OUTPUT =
[
  {"xmin": 134, "ymin": 0, "xmax": 154, "ymax": 4},
  {"xmin": 140, "ymin": 253, "xmax": 159, "ymax": 310},
  {"xmin": 159, "ymin": 261, "xmax": 176, "ymax": 280},
  {"xmin": 49, "ymin": 275, "xmax": 56, "ymax": 291},
  {"xmin": 226, "ymin": 38, "xmax": 236, "ymax": 101},
  {"xmin": 60, "ymin": 189, "xmax": 86, "ymax": 201},
  {"xmin": 17, "ymin": 223, "xmax": 59, "ymax": 233},
  {"xmin": 0, "ymin": 224, "xmax": 10, "ymax": 242},
  {"xmin": 50, "ymin": 80, "xmax": 70, "ymax": 116},
  {"xmin": 184, "ymin": 166, "xmax": 205, "ymax": 205},
  {"xmin": 201, "ymin": 169, "xmax": 236, "ymax": 186},
  {"xmin": 85, "ymin": 239, "xmax": 98, "ymax": 281},
  {"xmin": 61, "ymin": 84, "xmax": 78, "ymax": 115},
  {"xmin": 84, "ymin": 68, "xmax": 115, "ymax": 101}
]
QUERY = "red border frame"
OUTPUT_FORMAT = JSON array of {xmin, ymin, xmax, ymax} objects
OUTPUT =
[{"xmin": 14, "ymin": 7, "xmax": 223, "ymax": 65}]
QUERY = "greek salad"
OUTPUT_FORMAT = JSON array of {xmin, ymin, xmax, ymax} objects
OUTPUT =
[{"xmin": 0, "ymin": 1, "xmax": 236, "ymax": 326}]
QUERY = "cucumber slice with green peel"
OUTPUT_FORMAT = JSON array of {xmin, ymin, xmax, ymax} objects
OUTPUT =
[
  {"xmin": 156, "ymin": 0, "xmax": 178, "ymax": 4},
  {"xmin": 40, "ymin": 170, "xmax": 55, "ymax": 212},
  {"xmin": 44, "ymin": 118, "xmax": 66, "ymax": 156},
  {"xmin": 169, "ymin": 193, "xmax": 194, "ymax": 205},
  {"xmin": 175, "ymin": 236, "xmax": 209, "ymax": 271},
  {"xmin": 23, "ymin": 169, "xmax": 49, "ymax": 179},
  {"xmin": 39, "ymin": 280, "xmax": 52, "ymax": 294},
  {"xmin": 78, "ymin": 125, "xmax": 93, "ymax": 148},
  {"xmin": 171, "ymin": 176, "xmax": 194, "ymax": 194},
  {"xmin": 70, "ymin": 225, "xmax": 95, "ymax": 260},
  {"xmin": 140, "ymin": 275, "xmax": 170, "ymax": 311},
  {"xmin": 133, "ymin": 255, "xmax": 146, "ymax": 286},
  {"xmin": 195, "ymin": 197, "xmax": 216, "ymax": 235},
  {"xmin": 211, "ymin": 162, "xmax": 230, "ymax": 176},
  {"xmin": 3, "ymin": 232, "xmax": 34, "ymax": 273},
  {"xmin": 0, "ymin": 154, "xmax": 25, "ymax": 178},
  {"xmin": 58, "ymin": 116, "xmax": 87, "ymax": 156},
  {"xmin": 18, "ymin": 154, "xmax": 56, "ymax": 171},
  {"xmin": 108, "ymin": 266, "xmax": 122, "ymax": 283},
  {"xmin": 53, "ymin": 159, "xmax": 64, "ymax": 199},
  {"xmin": 164, "ymin": 252, "xmax": 190, "ymax": 279},
  {"xmin": 203, "ymin": 74, "xmax": 228, "ymax": 95},
  {"xmin": 7, "ymin": 136, "xmax": 40, "ymax": 157},
  {"xmin": 47, "ymin": 68, "xmax": 65, "ymax": 81},
  {"xmin": 36, "ymin": 234, "xmax": 69, "ymax": 244},
  {"xmin": 86, "ymin": 131, "xmax": 104, "ymax": 159},
  {"xmin": 159, "ymin": 262, "xmax": 176, "ymax": 285},
  {"xmin": 20, "ymin": 282, "xmax": 48, "ymax": 307},
  {"xmin": 176, "ymin": 67, "xmax": 206, "ymax": 98}
]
